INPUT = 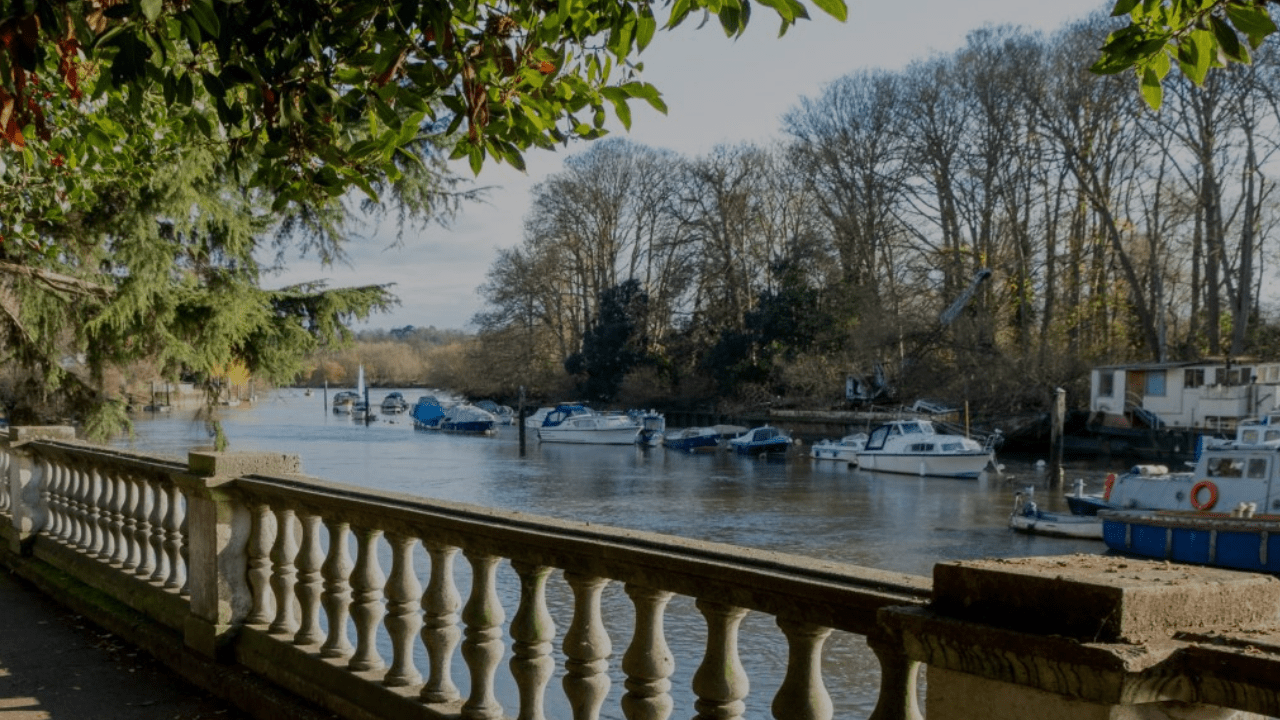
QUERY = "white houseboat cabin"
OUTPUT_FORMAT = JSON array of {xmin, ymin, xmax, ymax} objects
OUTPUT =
[{"xmin": 1090, "ymin": 359, "xmax": 1280, "ymax": 435}]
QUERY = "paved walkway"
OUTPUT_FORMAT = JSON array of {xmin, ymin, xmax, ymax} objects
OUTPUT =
[{"xmin": 0, "ymin": 568, "xmax": 253, "ymax": 720}]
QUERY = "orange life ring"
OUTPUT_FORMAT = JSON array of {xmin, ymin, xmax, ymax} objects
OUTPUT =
[
  {"xmin": 1103, "ymin": 473, "xmax": 1116, "ymax": 501},
  {"xmin": 1190, "ymin": 480, "xmax": 1219, "ymax": 511}
]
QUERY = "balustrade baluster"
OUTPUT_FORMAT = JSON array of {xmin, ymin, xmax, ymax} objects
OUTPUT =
[
  {"xmin": 319, "ymin": 519, "xmax": 354, "ymax": 659},
  {"xmin": 44, "ymin": 460, "xmax": 65, "ymax": 541},
  {"xmin": 108, "ymin": 471, "xmax": 128, "ymax": 566},
  {"xmin": 0, "ymin": 449, "xmax": 9, "ymax": 513},
  {"xmin": 246, "ymin": 503, "xmax": 276, "ymax": 625},
  {"xmin": 348, "ymin": 526, "xmax": 386, "ymax": 673},
  {"xmin": 460, "ymin": 551, "xmax": 504, "ymax": 719},
  {"xmin": 119, "ymin": 475, "xmax": 140, "ymax": 569},
  {"xmin": 293, "ymin": 511, "xmax": 325, "ymax": 645},
  {"xmin": 163, "ymin": 484, "xmax": 186, "ymax": 590},
  {"xmin": 771, "ymin": 619, "xmax": 833, "ymax": 720},
  {"xmin": 178, "ymin": 490, "xmax": 190, "ymax": 596},
  {"xmin": 383, "ymin": 533, "xmax": 423, "ymax": 687},
  {"xmin": 420, "ymin": 542, "xmax": 462, "ymax": 704},
  {"xmin": 691, "ymin": 600, "xmax": 750, "ymax": 720},
  {"xmin": 133, "ymin": 479, "xmax": 156, "ymax": 578},
  {"xmin": 87, "ymin": 468, "xmax": 108, "ymax": 558},
  {"xmin": 269, "ymin": 507, "xmax": 300, "ymax": 635},
  {"xmin": 69, "ymin": 466, "xmax": 87, "ymax": 549},
  {"xmin": 510, "ymin": 561, "xmax": 555, "ymax": 720},
  {"xmin": 147, "ymin": 482, "xmax": 170, "ymax": 584},
  {"xmin": 563, "ymin": 572, "xmax": 612, "ymax": 720},
  {"xmin": 866, "ymin": 632, "xmax": 923, "ymax": 720},
  {"xmin": 621, "ymin": 584, "xmax": 675, "ymax": 720}
]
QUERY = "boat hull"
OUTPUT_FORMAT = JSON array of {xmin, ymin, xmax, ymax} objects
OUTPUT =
[
  {"xmin": 1102, "ymin": 510, "xmax": 1280, "ymax": 573},
  {"xmin": 665, "ymin": 434, "xmax": 719, "ymax": 453},
  {"xmin": 732, "ymin": 439, "xmax": 790, "ymax": 456},
  {"xmin": 441, "ymin": 420, "xmax": 496, "ymax": 434},
  {"xmin": 854, "ymin": 451, "xmax": 991, "ymax": 479},
  {"xmin": 538, "ymin": 427, "xmax": 642, "ymax": 444}
]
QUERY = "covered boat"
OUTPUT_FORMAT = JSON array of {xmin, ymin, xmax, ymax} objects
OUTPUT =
[
  {"xmin": 728, "ymin": 426, "xmax": 792, "ymax": 456},
  {"xmin": 853, "ymin": 419, "xmax": 994, "ymax": 479},
  {"xmin": 380, "ymin": 391, "xmax": 410, "ymax": 414},
  {"xmin": 663, "ymin": 427, "xmax": 721, "ymax": 453},
  {"xmin": 331, "ymin": 391, "xmax": 359, "ymax": 414},
  {"xmin": 440, "ymin": 403, "xmax": 499, "ymax": 434},
  {"xmin": 537, "ymin": 404, "xmax": 642, "ymax": 445},
  {"xmin": 810, "ymin": 433, "xmax": 867, "ymax": 462},
  {"xmin": 411, "ymin": 396, "xmax": 446, "ymax": 430}
]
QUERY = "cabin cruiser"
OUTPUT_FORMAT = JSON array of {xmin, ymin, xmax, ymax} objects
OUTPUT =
[
  {"xmin": 853, "ymin": 419, "xmax": 995, "ymax": 479},
  {"xmin": 537, "ymin": 404, "xmax": 642, "ymax": 444}
]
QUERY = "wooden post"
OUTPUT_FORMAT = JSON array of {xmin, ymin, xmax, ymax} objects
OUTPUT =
[
  {"xmin": 518, "ymin": 385, "xmax": 527, "ymax": 455},
  {"xmin": 1050, "ymin": 388, "xmax": 1065, "ymax": 489}
]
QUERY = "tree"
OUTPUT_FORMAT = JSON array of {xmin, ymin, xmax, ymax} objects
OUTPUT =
[{"xmin": 564, "ymin": 279, "xmax": 649, "ymax": 401}]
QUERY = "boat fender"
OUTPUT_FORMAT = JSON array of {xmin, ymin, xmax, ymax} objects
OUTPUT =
[
  {"xmin": 1190, "ymin": 480, "xmax": 1219, "ymax": 511},
  {"xmin": 1103, "ymin": 473, "xmax": 1116, "ymax": 501}
]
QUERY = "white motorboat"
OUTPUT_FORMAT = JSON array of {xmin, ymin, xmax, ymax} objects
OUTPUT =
[
  {"xmin": 853, "ymin": 419, "xmax": 995, "ymax": 479},
  {"xmin": 537, "ymin": 404, "xmax": 642, "ymax": 445},
  {"xmin": 810, "ymin": 433, "xmax": 867, "ymax": 462}
]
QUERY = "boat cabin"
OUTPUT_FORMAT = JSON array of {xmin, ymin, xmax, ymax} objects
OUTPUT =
[{"xmin": 1090, "ymin": 359, "xmax": 1280, "ymax": 434}]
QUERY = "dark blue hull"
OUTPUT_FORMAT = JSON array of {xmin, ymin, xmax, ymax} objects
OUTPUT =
[
  {"xmin": 733, "ymin": 439, "xmax": 790, "ymax": 456},
  {"xmin": 1103, "ymin": 511, "xmax": 1280, "ymax": 573},
  {"xmin": 441, "ymin": 420, "xmax": 495, "ymax": 434},
  {"xmin": 665, "ymin": 435, "xmax": 719, "ymax": 452}
]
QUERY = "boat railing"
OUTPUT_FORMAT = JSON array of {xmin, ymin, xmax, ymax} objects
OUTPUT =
[{"xmin": 5, "ymin": 426, "xmax": 1280, "ymax": 719}]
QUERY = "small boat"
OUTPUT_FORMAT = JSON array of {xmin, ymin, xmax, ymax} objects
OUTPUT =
[
  {"xmin": 380, "ymin": 392, "xmax": 410, "ymax": 414},
  {"xmin": 475, "ymin": 400, "xmax": 515, "ymax": 425},
  {"xmin": 663, "ymin": 427, "xmax": 721, "ymax": 453},
  {"xmin": 1102, "ymin": 506, "xmax": 1280, "ymax": 573},
  {"xmin": 1008, "ymin": 486, "xmax": 1103, "ymax": 539},
  {"xmin": 629, "ymin": 409, "xmax": 665, "ymax": 447},
  {"xmin": 332, "ymin": 391, "xmax": 359, "ymax": 414},
  {"xmin": 440, "ymin": 403, "xmax": 499, "ymax": 435},
  {"xmin": 810, "ymin": 433, "xmax": 867, "ymax": 462},
  {"xmin": 537, "ymin": 405, "xmax": 642, "ymax": 445},
  {"xmin": 411, "ymin": 396, "xmax": 446, "ymax": 430},
  {"xmin": 728, "ymin": 426, "xmax": 792, "ymax": 456},
  {"xmin": 853, "ymin": 419, "xmax": 995, "ymax": 479}
]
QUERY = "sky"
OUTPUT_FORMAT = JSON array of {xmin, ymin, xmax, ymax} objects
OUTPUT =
[{"xmin": 264, "ymin": 0, "xmax": 1111, "ymax": 332}]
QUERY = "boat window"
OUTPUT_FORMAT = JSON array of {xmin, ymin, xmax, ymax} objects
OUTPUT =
[
  {"xmin": 1248, "ymin": 459, "xmax": 1268, "ymax": 478},
  {"xmin": 1242, "ymin": 429, "xmax": 1262, "ymax": 444},
  {"xmin": 901, "ymin": 422, "xmax": 922, "ymax": 434},
  {"xmin": 866, "ymin": 426, "xmax": 889, "ymax": 450},
  {"xmin": 909, "ymin": 443, "xmax": 935, "ymax": 452},
  {"xmin": 1206, "ymin": 457, "xmax": 1245, "ymax": 478},
  {"xmin": 942, "ymin": 443, "xmax": 963, "ymax": 451},
  {"xmin": 1267, "ymin": 430, "xmax": 1280, "ymax": 443}
]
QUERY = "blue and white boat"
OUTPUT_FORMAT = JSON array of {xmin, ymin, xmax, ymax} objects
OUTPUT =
[
  {"xmin": 663, "ymin": 427, "xmax": 721, "ymax": 453},
  {"xmin": 411, "ymin": 396, "xmax": 446, "ymax": 430},
  {"xmin": 629, "ymin": 409, "xmax": 666, "ymax": 446},
  {"xmin": 537, "ymin": 404, "xmax": 642, "ymax": 445},
  {"xmin": 728, "ymin": 426, "xmax": 792, "ymax": 456},
  {"xmin": 440, "ymin": 403, "xmax": 499, "ymax": 435},
  {"xmin": 1101, "ymin": 507, "xmax": 1280, "ymax": 573}
]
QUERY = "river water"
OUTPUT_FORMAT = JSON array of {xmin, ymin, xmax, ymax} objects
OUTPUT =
[{"xmin": 115, "ymin": 390, "xmax": 1119, "ymax": 717}]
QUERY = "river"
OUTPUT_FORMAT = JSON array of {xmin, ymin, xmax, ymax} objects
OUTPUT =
[{"xmin": 114, "ymin": 390, "xmax": 1120, "ymax": 717}]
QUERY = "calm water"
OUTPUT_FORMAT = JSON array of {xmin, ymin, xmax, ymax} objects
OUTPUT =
[{"xmin": 115, "ymin": 390, "xmax": 1118, "ymax": 717}]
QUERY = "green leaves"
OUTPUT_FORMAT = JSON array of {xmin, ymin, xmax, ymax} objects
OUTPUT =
[{"xmin": 1093, "ymin": 0, "xmax": 1278, "ymax": 109}]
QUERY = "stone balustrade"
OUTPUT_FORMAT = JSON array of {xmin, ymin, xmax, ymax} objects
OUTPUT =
[{"xmin": 4, "ymin": 427, "xmax": 1280, "ymax": 720}]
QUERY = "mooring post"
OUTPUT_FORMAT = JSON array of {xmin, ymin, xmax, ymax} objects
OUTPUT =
[
  {"xmin": 1050, "ymin": 387, "xmax": 1065, "ymax": 489},
  {"xmin": 518, "ymin": 385, "xmax": 527, "ymax": 455}
]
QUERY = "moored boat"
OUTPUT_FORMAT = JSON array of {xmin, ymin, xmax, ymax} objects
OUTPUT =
[
  {"xmin": 810, "ymin": 433, "xmax": 867, "ymax": 462},
  {"xmin": 1008, "ymin": 487, "xmax": 1103, "ymax": 540},
  {"xmin": 411, "ymin": 395, "xmax": 446, "ymax": 430},
  {"xmin": 663, "ymin": 427, "xmax": 721, "ymax": 453},
  {"xmin": 332, "ymin": 391, "xmax": 359, "ymax": 414},
  {"xmin": 380, "ymin": 391, "xmax": 410, "ymax": 414},
  {"xmin": 537, "ymin": 404, "xmax": 642, "ymax": 445},
  {"xmin": 440, "ymin": 403, "xmax": 499, "ymax": 434},
  {"xmin": 853, "ymin": 419, "xmax": 994, "ymax": 479},
  {"xmin": 629, "ymin": 409, "xmax": 665, "ymax": 446},
  {"xmin": 728, "ymin": 426, "xmax": 792, "ymax": 456}
]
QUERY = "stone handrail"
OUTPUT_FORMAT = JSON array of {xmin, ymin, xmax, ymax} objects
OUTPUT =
[{"xmin": 5, "ymin": 428, "xmax": 1280, "ymax": 720}]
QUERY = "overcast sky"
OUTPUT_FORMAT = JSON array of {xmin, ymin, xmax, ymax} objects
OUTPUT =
[{"xmin": 264, "ymin": 0, "xmax": 1109, "ymax": 331}]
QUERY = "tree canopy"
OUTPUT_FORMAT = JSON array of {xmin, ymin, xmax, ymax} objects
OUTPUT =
[{"xmin": 1093, "ymin": 0, "xmax": 1277, "ymax": 108}]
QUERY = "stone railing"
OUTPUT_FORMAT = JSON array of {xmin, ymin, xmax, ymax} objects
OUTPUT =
[{"xmin": 4, "ymin": 427, "xmax": 1280, "ymax": 720}]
